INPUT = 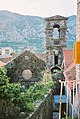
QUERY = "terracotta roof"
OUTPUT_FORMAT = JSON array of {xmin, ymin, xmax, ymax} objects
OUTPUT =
[
  {"xmin": 63, "ymin": 62, "xmax": 76, "ymax": 90},
  {"xmin": 0, "ymin": 56, "xmax": 13, "ymax": 63},
  {"xmin": 0, "ymin": 61, "xmax": 5, "ymax": 67},
  {"xmin": 63, "ymin": 48, "xmax": 73, "ymax": 68},
  {"xmin": 35, "ymin": 53, "xmax": 46, "ymax": 61}
]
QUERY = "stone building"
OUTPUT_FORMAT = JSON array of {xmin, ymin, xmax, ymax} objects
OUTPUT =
[
  {"xmin": 6, "ymin": 49, "xmax": 45, "ymax": 83},
  {"xmin": 45, "ymin": 15, "xmax": 68, "ymax": 72}
]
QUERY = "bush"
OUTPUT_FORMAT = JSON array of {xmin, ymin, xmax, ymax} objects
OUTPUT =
[
  {"xmin": 0, "ymin": 67, "xmax": 9, "ymax": 86},
  {"xmin": 62, "ymin": 116, "xmax": 77, "ymax": 119},
  {"xmin": 0, "ymin": 67, "xmax": 55, "ymax": 118}
]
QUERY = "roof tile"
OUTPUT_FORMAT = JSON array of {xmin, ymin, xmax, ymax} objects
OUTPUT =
[{"xmin": 0, "ymin": 61, "xmax": 5, "ymax": 67}]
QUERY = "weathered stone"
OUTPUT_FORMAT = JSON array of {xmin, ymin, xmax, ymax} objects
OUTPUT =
[
  {"xmin": 27, "ymin": 91, "xmax": 53, "ymax": 119},
  {"xmin": 22, "ymin": 69, "xmax": 32, "ymax": 80},
  {"xmin": 78, "ymin": 0, "xmax": 80, "ymax": 3},
  {"xmin": 45, "ymin": 15, "xmax": 68, "ymax": 69},
  {"xmin": 6, "ymin": 49, "xmax": 45, "ymax": 83}
]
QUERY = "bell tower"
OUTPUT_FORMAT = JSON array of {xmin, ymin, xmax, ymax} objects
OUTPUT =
[{"xmin": 45, "ymin": 15, "xmax": 68, "ymax": 70}]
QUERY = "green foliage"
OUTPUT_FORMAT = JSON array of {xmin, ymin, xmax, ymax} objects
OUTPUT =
[
  {"xmin": 0, "ymin": 67, "xmax": 34, "ymax": 117},
  {"xmin": 62, "ymin": 116, "xmax": 77, "ymax": 119},
  {"xmin": 26, "ymin": 82, "xmax": 55, "ymax": 103},
  {"xmin": 0, "ymin": 67, "xmax": 55, "ymax": 118},
  {"xmin": 0, "ymin": 67, "xmax": 9, "ymax": 86}
]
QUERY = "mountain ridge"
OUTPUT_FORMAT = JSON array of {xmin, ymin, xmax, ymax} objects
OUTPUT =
[{"xmin": 0, "ymin": 10, "xmax": 76, "ymax": 53}]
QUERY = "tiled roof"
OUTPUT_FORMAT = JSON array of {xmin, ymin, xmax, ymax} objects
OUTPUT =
[
  {"xmin": 63, "ymin": 48, "xmax": 76, "ymax": 90},
  {"xmin": 35, "ymin": 53, "xmax": 46, "ymax": 61},
  {"xmin": 0, "ymin": 56, "xmax": 13, "ymax": 63},
  {"xmin": 0, "ymin": 61, "xmax": 5, "ymax": 67},
  {"xmin": 63, "ymin": 62, "xmax": 76, "ymax": 90},
  {"xmin": 63, "ymin": 48, "xmax": 73, "ymax": 68}
]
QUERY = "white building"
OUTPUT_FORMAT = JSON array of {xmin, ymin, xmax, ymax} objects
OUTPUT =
[{"xmin": 0, "ymin": 47, "xmax": 14, "ymax": 56}]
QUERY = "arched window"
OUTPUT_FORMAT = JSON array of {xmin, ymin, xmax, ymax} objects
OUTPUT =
[
  {"xmin": 53, "ymin": 24, "xmax": 60, "ymax": 39},
  {"xmin": 53, "ymin": 28, "xmax": 59, "ymax": 39}
]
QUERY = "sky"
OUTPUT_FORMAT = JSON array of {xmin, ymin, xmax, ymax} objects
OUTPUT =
[{"xmin": 0, "ymin": 0, "xmax": 77, "ymax": 17}]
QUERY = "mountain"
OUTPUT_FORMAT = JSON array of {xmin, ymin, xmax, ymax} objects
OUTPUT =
[
  {"xmin": 67, "ymin": 15, "xmax": 76, "ymax": 49},
  {"xmin": 0, "ymin": 10, "xmax": 45, "ymax": 53},
  {"xmin": 0, "ymin": 10, "xmax": 76, "ymax": 53}
]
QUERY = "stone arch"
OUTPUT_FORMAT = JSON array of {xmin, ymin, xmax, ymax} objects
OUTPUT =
[
  {"xmin": 51, "ymin": 66, "xmax": 62, "ymax": 73},
  {"xmin": 53, "ymin": 24, "xmax": 60, "ymax": 29}
]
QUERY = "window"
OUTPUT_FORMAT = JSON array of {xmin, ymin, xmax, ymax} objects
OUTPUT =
[
  {"xmin": 5, "ymin": 49, "xmax": 9, "ymax": 55},
  {"xmin": 71, "ymin": 88, "xmax": 76, "ymax": 104},
  {"xmin": 53, "ymin": 24, "xmax": 60, "ymax": 39},
  {"xmin": 77, "ymin": 84, "xmax": 79, "ymax": 94},
  {"xmin": 53, "ymin": 28, "xmax": 59, "ymax": 39},
  {"xmin": 71, "ymin": 90, "xmax": 73, "ymax": 104},
  {"xmin": 54, "ymin": 55, "xmax": 58, "ymax": 65}
]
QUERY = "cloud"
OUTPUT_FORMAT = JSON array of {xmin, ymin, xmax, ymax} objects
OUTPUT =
[{"xmin": 0, "ymin": 0, "xmax": 77, "ymax": 17}]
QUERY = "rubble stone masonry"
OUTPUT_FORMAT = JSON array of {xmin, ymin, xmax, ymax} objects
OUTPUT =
[{"xmin": 6, "ymin": 49, "xmax": 45, "ymax": 83}]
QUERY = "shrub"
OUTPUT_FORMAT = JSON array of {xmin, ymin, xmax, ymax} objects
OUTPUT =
[
  {"xmin": 62, "ymin": 116, "xmax": 77, "ymax": 119},
  {"xmin": 0, "ymin": 67, "xmax": 55, "ymax": 118}
]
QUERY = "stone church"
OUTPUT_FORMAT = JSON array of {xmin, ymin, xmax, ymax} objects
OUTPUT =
[{"xmin": 6, "ymin": 49, "xmax": 45, "ymax": 83}]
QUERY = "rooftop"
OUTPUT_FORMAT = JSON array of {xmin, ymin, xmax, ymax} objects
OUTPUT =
[
  {"xmin": 63, "ymin": 48, "xmax": 76, "ymax": 90},
  {"xmin": 0, "ymin": 61, "xmax": 5, "ymax": 67},
  {"xmin": 45, "ymin": 15, "xmax": 68, "ymax": 20},
  {"xmin": 35, "ymin": 53, "xmax": 46, "ymax": 62},
  {"xmin": 63, "ymin": 62, "xmax": 76, "ymax": 90},
  {"xmin": 63, "ymin": 48, "xmax": 73, "ymax": 68}
]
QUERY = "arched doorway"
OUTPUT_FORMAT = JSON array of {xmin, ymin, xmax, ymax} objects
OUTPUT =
[
  {"xmin": 51, "ymin": 66, "xmax": 61, "ymax": 73},
  {"xmin": 51, "ymin": 66, "xmax": 64, "ymax": 94}
]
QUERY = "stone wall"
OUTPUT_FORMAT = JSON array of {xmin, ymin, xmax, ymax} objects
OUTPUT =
[
  {"xmin": 45, "ymin": 15, "xmax": 68, "ymax": 69},
  {"xmin": 0, "ymin": 91, "xmax": 53, "ymax": 119},
  {"xmin": 6, "ymin": 49, "xmax": 45, "ymax": 83},
  {"xmin": 27, "ymin": 91, "xmax": 53, "ymax": 119}
]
